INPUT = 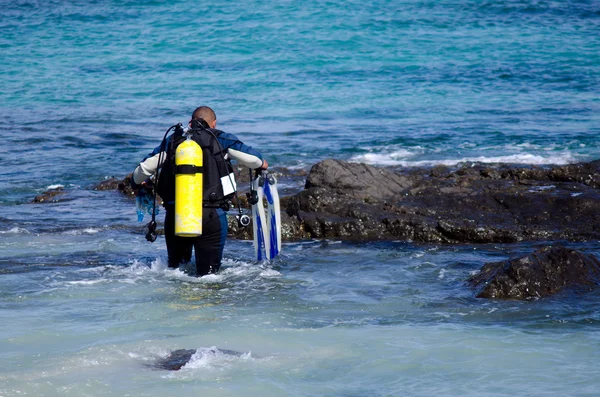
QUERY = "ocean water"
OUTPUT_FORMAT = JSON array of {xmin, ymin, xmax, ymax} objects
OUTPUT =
[{"xmin": 1, "ymin": 0, "xmax": 600, "ymax": 395}]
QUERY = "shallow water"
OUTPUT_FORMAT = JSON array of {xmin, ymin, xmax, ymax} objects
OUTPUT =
[
  {"xmin": 2, "ymin": 0, "xmax": 600, "ymax": 395},
  {"xmin": 2, "ymin": 238, "xmax": 600, "ymax": 396}
]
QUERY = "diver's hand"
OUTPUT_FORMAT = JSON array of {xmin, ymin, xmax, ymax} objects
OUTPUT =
[
  {"xmin": 260, "ymin": 159, "xmax": 269, "ymax": 170},
  {"xmin": 132, "ymin": 180, "xmax": 150, "ymax": 196}
]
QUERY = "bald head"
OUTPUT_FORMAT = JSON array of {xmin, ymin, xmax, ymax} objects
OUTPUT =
[{"xmin": 191, "ymin": 106, "xmax": 216, "ymax": 127}]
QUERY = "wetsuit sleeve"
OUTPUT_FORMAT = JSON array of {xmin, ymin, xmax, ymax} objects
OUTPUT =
[
  {"xmin": 218, "ymin": 132, "xmax": 264, "ymax": 169},
  {"xmin": 132, "ymin": 140, "xmax": 168, "ymax": 185}
]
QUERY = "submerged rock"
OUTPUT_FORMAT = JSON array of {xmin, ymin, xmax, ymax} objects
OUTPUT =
[
  {"xmin": 149, "ymin": 348, "xmax": 245, "ymax": 371},
  {"xmin": 468, "ymin": 246, "xmax": 600, "ymax": 300},
  {"xmin": 150, "ymin": 349, "xmax": 196, "ymax": 371},
  {"xmin": 31, "ymin": 186, "xmax": 67, "ymax": 203}
]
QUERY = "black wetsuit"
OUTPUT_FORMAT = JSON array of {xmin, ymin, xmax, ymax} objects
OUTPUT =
[
  {"xmin": 164, "ymin": 206, "xmax": 228, "ymax": 275},
  {"xmin": 133, "ymin": 127, "xmax": 264, "ymax": 276}
]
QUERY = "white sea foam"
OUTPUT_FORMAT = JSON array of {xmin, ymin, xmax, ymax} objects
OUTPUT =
[
  {"xmin": 65, "ymin": 279, "xmax": 106, "ymax": 286},
  {"xmin": 116, "ymin": 257, "xmax": 275, "ymax": 284},
  {"xmin": 52, "ymin": 257, "xmax": 277, "ymax": 295},
  {"xmin": 217, "ymin": 259, "xmax": 282, "ymax": 279},
  {"xmin": 438, "ymin": 269, "xmax": 447, "ymax": 279},
  {"xmin": 0, "ymin": 227, "xmax": 31, "ymax": 234},
  {"xmin": 62, "ymin": 228, "xmax": 100, "ymax": 235},
  {"xmin": 260, "ymin": 268, "xmax": 282, "ymax": 278},
  {"xmin": 349, "ymin": 140, "xmax": 582, "ymax": 167},
  {"xmin": 351, "ymin": 151, "xmax": 577, "ymax": 167},
  {"xmin": 181, "ymin": 347, "xmax": 253, "ymax": 370},
  {"xmin": 46, "ymin": 184, "xmax": 64, "ymax": 190},
  {"xmin": 352, "ymin": 148, "xmax": 420, "ymax": 166},
  {"xmin": 126, "ymin": 258, "xmax": 200, "ymax": 282},
  {"xmin": 283, "ymin": 161, "xmax": 310, "ymax": 170},
  {"xmin": 528, "ymin": 185, "xmax": 556, "ymax": 193}
]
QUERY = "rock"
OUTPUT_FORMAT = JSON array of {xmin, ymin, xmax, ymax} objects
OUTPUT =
[
  {"xmin": 285, "ymin": 159, "xmax": 600, "ymax": 243},
  {"xmin": 227, "ymin": 210, "xmax": 310, "ymax": 240},
  {"xmin": 88, "ymin": 159, "xmax": 600, "ymax": 243},
  {"xmin": 94, "ymin": 178, "xmax": 123, "ymax": 191},
  {"xmin": 148, "ymin": 348, "xmax": 246, "ymax": 371},
  {"xmin": 151, "ymin": 349, "xmax": 196, "ymax": 371},
  {"xmin": 468, "ymin": 246, "xmax": 600, "ymax": 299},
  {"xmin": 94, "ymin": 174, "xmax": 136, "ymax": 197},
  {"xmin": 31, "ymin": 187, "xmax": 67, "ymax": 203},
  {"xmin": 305, "ymin": 159, "xmax": 413, "ymax": 200},
  {"xmin": 227, "ymin": 213, "xmax": 253, "ymax": 240}
]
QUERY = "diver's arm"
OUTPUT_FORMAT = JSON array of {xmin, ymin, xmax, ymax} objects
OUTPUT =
[
  {"xmin": 228, "ymin": 148, "xmax": 265, "ymax": 169},
  {"xmin": 132, "ymin": 141, "xmax": 168, "ymax": 185},
  {"xmin": 132, "ymin": 152, "xmax": 164, "ymax": 185},
  {"xmin": 218, "ymin": 132, "xmax": 266, "ymax": 169}
]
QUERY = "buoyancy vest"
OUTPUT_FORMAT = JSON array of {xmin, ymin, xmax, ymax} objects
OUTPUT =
[{"xmin": 156, "ymin": 128, "xmax": 235, "ymax": 207}]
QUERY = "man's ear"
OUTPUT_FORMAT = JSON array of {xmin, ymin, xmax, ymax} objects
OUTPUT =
[{"xmin": 210, "ymin": 119, "xmax": 217, "ymax": 129}]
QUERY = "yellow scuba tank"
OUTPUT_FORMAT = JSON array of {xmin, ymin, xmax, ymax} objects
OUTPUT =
[{"xmin": 174, "ymin": 137, "xmax": 203, "ymax": 237}]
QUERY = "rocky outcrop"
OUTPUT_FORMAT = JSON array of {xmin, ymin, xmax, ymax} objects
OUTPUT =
[
  {"xmin": 285, "ymin": 159, "xmax": 600, "ymax": 243},
  {"xmin": 78, "ymin": 159, "xmax": 600, "ymax": 244},
  {"xmin": 31, "ymin": 186, "xmax": 67, "ymax": 203},
  {"xmin": 94, "ymin": 174, "xmax": 136, "ymax": 196},
  {"xmin": 149, "ymin": 349, "xmax": 197, "ymax": 371},
  {"xmin": 148, "ymin": 348, "xmax": 246, "ymax": 371},
  {"xmin": 468, "ymin": 246, "xmax": 600, "ymax": 299}
]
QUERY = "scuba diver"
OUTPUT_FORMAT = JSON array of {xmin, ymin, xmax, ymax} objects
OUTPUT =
[{"xmin": 132, "ymin": 106, "xmax": 268, "ymax": 276}]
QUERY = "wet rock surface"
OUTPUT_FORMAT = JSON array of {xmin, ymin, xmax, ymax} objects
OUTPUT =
[
  {"xmin": 148, "ymin": 348, "xmax": 245, "ymax": 371},
  {"xmin": 31, "ymin": 186, "xmax": 67, "ymax": 203},
  {"xmin": 42, "ymin": 160, "xmax": 600, "ymax": 300},
  {"xmin": 94, "ymin": 174, "xmax": 136, "ymax": 196},
  {"xmin": 468, "ymin": 246, "xmax": 600, "ymax": 299},
  {"xmin": 285, "ymin": 159, "xmax": 600, "ymax": 243},
  {"xmin": 86, "ymin": 159, "xmax": 600, "ymax": 244}
]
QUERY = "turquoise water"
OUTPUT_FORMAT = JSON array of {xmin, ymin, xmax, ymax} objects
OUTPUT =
[{"xmin": 2, "ymin": 1, "xmax": 600, "ymax": 395}]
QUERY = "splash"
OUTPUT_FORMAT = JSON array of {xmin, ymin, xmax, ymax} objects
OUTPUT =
[
  {"xmin": 351, "ymin": 151, "xmax": 578, "ymax": 167},
  {"xmin": 181, "ymin": 347, "xmax": 253, "ymax": 370},
  {"xmin": 62, "ymin": 228, "xmax": 100, "ymax": 235},
  {"xmin": 0, "ymin": 227, "xmax": 31, "ymax": 234}
]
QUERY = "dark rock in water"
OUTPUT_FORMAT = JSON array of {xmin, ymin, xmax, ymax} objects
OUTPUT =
[
  {"xmin": 305, "ymin": 159, "xmax": 413, "ymax": 200},
  {"xmin": 227, "ymin": 209, "xmax": 310, "ymax": 241},
  {"xmin": 152, "ymin": 349, "xmax": 196, "ymax": 371},
  {"xmin": 96, "ymin": 173, "xmax": 139, "ymax": 198},
  {"xmin": 468, "ymin": 246, "xmax": 600, "ymax": 300},
  {"xmin": 31, "ymin": 187, "xmax": 67, "ymax": 203},
  {"xmin": 285, "ymin": 159, "xmax": 600, "ymax": 243},
  {"xmin": 94, "ymin": 175, "xmax": 134, "ymax": 196},
  {"xmin": 91, "ymin": 158, "xmax": 600, "ymax": 243},
  {"xmin": 149, "ymin": 348, "xmax": 245, "ymax": 371}
]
